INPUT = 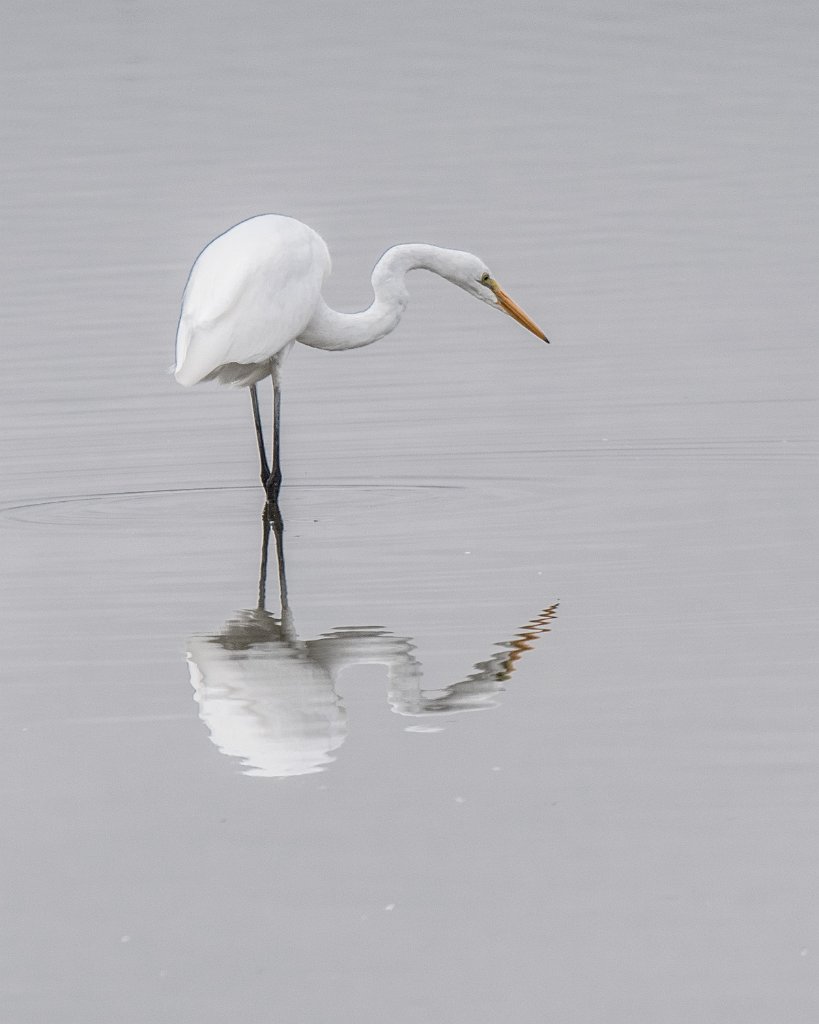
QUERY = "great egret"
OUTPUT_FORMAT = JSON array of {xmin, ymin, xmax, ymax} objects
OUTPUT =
[{"xmin": 174, "ymin": 214, "xmax": 548, "ymax": 500}]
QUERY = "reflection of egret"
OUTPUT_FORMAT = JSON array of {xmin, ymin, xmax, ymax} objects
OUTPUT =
[
  {"xmin": 185, "ymin": 503, "xmax": 558, "ymax": 777},
  {"xmin": 174, "ymin": 215, "xmax": 548, "ymax": 500}
]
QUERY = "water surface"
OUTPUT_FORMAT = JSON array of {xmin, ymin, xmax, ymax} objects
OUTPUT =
[{"xmin": 1, "ymin": 1, "xmax": 818, "ymax": 1021}]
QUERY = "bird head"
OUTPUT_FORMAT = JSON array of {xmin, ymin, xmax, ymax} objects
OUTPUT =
[{"xmin": 443, "ymin": 251, "xmax": 549, "ymax": 343}]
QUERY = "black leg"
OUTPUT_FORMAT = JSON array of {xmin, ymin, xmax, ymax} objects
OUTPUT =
[
  {"xmin": 265, "ymin": 380, "xmax": 282, "ymax": 501},
  {"xmin": 250, "ymin": 384, "xmax": 270, "ymax": 486}
]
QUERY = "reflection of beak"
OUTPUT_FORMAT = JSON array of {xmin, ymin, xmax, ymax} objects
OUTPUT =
[{"xmin": 490, "ymin": 280, "xmax": 549, "ymax": 343}]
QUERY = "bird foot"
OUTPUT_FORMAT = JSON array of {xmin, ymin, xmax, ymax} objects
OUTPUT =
[{"xmin": 264, "ymin": 470, "xmax": 282, "ymax": 503}]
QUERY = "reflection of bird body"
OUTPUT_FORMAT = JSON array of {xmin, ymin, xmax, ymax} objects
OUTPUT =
[
  {"xmin": 188, "ymin": 613, "xmax": 419, "ymax": 778},
  {"xmin": 187, "ymin": 613, "xmax": 345, "ymax": 779},
  {"xmin": 174, "ymin": 215, "xmax": 548, "ymax": 499}
]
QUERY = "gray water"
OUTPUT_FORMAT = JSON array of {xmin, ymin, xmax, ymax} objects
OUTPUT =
[{"xmin": 2, "ymin": 1, "xmax": 818, "ymax": 1020}]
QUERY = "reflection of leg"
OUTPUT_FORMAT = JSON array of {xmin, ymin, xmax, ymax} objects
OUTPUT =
[
  {"xmin": 265, "ymin": 381, "xmax": 282, "ymax": 501},
  {"xmin": 269, "ymin": 497, "xmax": 288, "ymax": 612},
  {"xmin": 250, "ymin": 384, "xmax": 270, "ymax": 486},
  {"xmin": 257, "ymin": 504, "xmax": 272, "ymax": 611}
]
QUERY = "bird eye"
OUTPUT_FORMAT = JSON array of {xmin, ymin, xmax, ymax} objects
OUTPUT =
[{"xmin": 481, "ymin": 273, "xmax": 491, "ymax": 285}]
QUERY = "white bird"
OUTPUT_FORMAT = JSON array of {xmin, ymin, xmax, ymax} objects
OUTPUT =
[{"xmin": 175, "ymin": 214, "xmax": 548, "ymax": 500}]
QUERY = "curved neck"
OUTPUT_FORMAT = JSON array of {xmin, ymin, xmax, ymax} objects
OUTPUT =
[{"xmin": 298, "ymin": 244, "xmax": 461, "ymax": 351}]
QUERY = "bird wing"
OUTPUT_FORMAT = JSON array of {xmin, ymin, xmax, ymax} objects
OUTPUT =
[{"xmin": 174, "ymin": 215, "xmax": 330, "ymax": 386}]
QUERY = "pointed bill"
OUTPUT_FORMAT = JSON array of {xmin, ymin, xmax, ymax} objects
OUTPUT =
[{"xmin": 491, "ymin": 280, "xmax": 549, "ymax": 343}]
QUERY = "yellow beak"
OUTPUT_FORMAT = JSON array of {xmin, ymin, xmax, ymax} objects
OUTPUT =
[{"xmin": 490, "ymin": 280, "xmax": 549, "ymax": 343}]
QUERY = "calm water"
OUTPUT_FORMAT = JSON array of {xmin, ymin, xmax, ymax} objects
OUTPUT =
[{"xmin": 2, "ymin": 1, "xmax": 818, "ymax": 1020}]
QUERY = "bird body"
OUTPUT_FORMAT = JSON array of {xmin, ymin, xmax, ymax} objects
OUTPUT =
[
  {"xmin": 175, "ymin": 215, "xmax": 330, "ymax": 387},
  {"xmin": 174, "ymin": 214, "xmax": 547, "ymax": 498}
]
